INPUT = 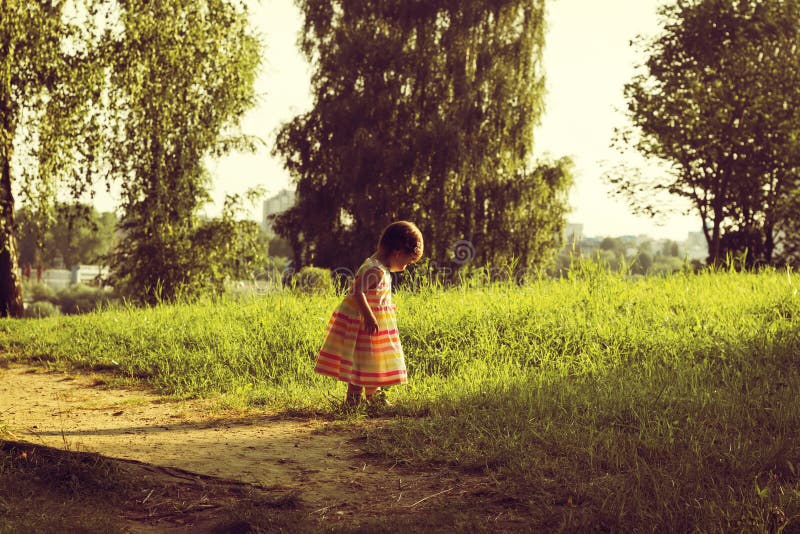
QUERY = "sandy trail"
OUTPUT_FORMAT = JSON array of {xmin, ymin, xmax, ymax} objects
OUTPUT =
[{"xmin": 0, "ymin": 364, "xmax": 493, "ymax": 525}]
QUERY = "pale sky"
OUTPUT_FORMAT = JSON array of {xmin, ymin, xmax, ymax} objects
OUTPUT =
[
  {"xmin": 532, "ymin": 0, "xmax": 696, "ymax": 240},
  {"xmin": 106, "ymin": 0, "xmax": 701, "ymax": 241}
]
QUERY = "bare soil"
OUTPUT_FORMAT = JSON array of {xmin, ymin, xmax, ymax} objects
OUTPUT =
[{"xmin": 0, "ymin": 364, "xmax": 530, "ymax": 532}]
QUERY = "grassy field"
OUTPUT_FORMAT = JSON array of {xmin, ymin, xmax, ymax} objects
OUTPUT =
[{"xmin": 1, "ymin": 266, "xmax": 799, "ymax": 531}]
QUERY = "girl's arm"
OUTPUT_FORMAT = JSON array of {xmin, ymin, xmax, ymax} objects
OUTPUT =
[{"xmin": 353, "ymin": 266, "xmax": 381, "ymax": 334}]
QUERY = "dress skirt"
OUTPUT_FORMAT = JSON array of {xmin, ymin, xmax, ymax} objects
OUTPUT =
[{"xmin": 314, "ymin": 257, "xmax": 408, "ymax": 387}]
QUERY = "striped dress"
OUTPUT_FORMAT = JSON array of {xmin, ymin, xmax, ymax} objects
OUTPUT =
[{"xmin": 314, "ymin": 256, "xmax": 408, "ymax": 387}]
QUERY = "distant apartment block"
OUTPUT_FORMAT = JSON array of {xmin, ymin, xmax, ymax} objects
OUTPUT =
[
  {"xmin": 262, "ymin": 189, "xmax": 294, "ymax": 236},
  {"xmin": 23, "ymin": 264, "xmax": 108, "ymax": 291},
  {"xmin": 559, "ymin": 221, "xmax": 711, "ymax": 264}
]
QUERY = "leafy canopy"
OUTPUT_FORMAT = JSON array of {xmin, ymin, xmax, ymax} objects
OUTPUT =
[
  {"xmin": 103, "ymin": 0, "xmax": 263, "ymax": 303},
  {"xmin": 274, "ymin": 0, "xmax": 572, "ymax": 273},
  {"xmin": 611, "ymin": 0, "xmax": 800, "ymax": 266},
  {"xmin": 1, "ymin": 0, "xmax": 104, "ymax": 316}
]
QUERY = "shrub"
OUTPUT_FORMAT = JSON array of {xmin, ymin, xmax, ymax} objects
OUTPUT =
[
  {"xmin": 24, "ymin": 283, "xmax": 58, "ymax": 304},
  {"xmin": 56, "ymin": 284, "xmax": 112, "ymax": 315},
  {"xmin": 292, "ymin": 266, "xmax": 333, "ymax": 294},
  {"xmin": 25, "ymin": 301, "xmax": 61, "ymax": 319}
]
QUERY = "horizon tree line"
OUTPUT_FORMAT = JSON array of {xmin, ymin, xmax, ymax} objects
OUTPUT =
[{"xmin": 3, "ymin": 0, "xmax": 800, "ymax": 317}]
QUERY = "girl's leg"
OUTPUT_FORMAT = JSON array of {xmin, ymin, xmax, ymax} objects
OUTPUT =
[
  {"xmin": 364, "ymin": 386, "xmax": 378, "ymax": 401},
  {"xmin": 346, "ymin": 383, "xmax": 363, "ymax": 406}
]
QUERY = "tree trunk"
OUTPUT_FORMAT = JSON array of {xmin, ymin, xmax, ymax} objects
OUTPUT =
[
  {"xmin": 1, "ymin": 7, "xmax": 25, "ymax": 316},
  {"xmin": 763, "ymin": 220, "xmax": 775, "ymax": 265},
  {"xmin": 0, "ymin": 154, "xmax": 24, "ymax": 318},
  {"xmin": 706, "ymin": 193, "xmax": 724, "ymax": 266}
]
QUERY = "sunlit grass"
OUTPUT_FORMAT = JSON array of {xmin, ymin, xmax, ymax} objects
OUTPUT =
[{"xmin": 2, "ymin": 266, "xmax": 799, "ymax": 530}]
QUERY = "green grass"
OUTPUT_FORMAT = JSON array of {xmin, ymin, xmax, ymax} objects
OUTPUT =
[{"xmin": 2, "ymin": 267, "xmax": 800, "ymax": 531}]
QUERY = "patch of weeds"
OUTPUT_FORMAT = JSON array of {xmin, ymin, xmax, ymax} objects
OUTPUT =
[
  {"xmin": 0, "ymin": 440, "xmax": 311, "ymax": 533},
  {"xmin": 211, "ymin": 490, "xmax": 307, "ymax": 533},
  {"xmin": 0, "ymin": 441, "xmax": 133, "ymax": 533}
]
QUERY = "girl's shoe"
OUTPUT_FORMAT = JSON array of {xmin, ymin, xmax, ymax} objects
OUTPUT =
[{"xmin": 366, "ymin": 390, "xmax": 392, "ymax": 407}]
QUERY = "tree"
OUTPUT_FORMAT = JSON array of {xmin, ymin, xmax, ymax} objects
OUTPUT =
[
  {"xmin": 274, "ymin": 0, "xmax": 571, "ymax": 273},
  {"xmin": 610, "ymin": 0, "xmax": 800, "ymax": 266},
  {"xmin": 479, "ymin": 158, "xmax": 573, "ymax": 268},
  {"xmin": 267, "ymin": 235, "xmax": 293, "ymax": 259},
  {"xmin": 650, "ymin": 254, "xmax": 683, "ymax": 275},
  {"xmin": 103, "ymin": 0, "xmax": 261, "ymax": 303},
  {"xmin": 17, "ymin": 203, "xmax": 117, "ymax": 269},
  {"xmin": 190, "ymin": 192, "xmax": 270, "ymax": 294},
  {"xmin": 600, "ymin": 237, "xmax": 624, "ymax": 255},
  {"xmin": 774, "ymin": 185, "xmax": 800, "ymax": 266},
  {"xmin": 1, "ymin": 0, "xmax": 105, "ymax": 316},
  {"xmin": 661, "ymin": 239, "xmax": 681, "ymax": 258},
  {"xmin": 631, "ymin": 251, "xmax": 653, "ymax": 275}
]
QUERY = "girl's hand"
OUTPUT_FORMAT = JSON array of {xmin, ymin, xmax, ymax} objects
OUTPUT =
[{"xmin": 363, "ymin": 314, "xmax": 379, "ymax": 334}]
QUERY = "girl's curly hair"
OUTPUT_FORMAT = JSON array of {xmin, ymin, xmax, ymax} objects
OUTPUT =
[{"xmin": 378, "ymin": 221, "xmax": 424, "ymax": 260}]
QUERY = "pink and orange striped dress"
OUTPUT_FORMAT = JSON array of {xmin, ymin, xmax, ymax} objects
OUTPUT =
[{"xmin": 314, "ymin": 257, "xmax": 408, "ymax": 387}]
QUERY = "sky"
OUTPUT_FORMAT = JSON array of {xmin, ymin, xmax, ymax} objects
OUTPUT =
[
  {"xmin": 101, "ymin": 0, "xmax": 701, "ymax": 242},
  {"xmin": 532, "ymin": 0, "xmax": 697, "ymax": 240}
]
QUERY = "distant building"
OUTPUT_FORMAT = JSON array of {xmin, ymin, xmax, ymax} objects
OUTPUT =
[
  {"xmin": 41, "ymin": 269, "xmax": 72, "ymax": 291},
  {"xmin": 33, "ymin": 265, "xmax": 108, "ymax": 291},
  {"xmin": 71, "ymin": 265, "xmax": 108, "ymax": 286},
  {"xmin": 262, "ymin": 189, "xmax": 294, "ymax": 236}
]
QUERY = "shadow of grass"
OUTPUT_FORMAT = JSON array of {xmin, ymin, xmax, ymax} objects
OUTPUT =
[{"xmin": 0, "ymin": 439, "xmax": 307, "ymax": 533}]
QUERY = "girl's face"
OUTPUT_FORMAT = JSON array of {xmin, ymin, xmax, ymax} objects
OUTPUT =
[{"xmin": 387, "ymin": 249, "xmax": 421, "ymax": 272}]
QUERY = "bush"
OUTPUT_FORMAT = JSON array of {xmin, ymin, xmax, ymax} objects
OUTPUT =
[
  {"xmin": 56, "ymin": 284, "xmax": 112, "ymax": 315},
  {"xmin": 24, "ymin": 283, "xmax": 58, "ymax": 304},
  {"xmin": 292, "ymin": 266, "xmax": 333, "ymax": 294},
  {"xmin": 25, "ymin": 301, "xmax": 61, "ymax": 319}
]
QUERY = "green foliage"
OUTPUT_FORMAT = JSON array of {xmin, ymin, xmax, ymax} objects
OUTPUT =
[
  {"xmin": 267, "ymin": 236, "xmax": 292, "ymax": 258},
  {"xmin": 274, "ymin": 0, "xmax": 571, "ymax": 272},
  {"xmin": 479, "ymin": 158, "xmax": 574, "ymax": 268},
  {"xmin": 103, "ymin": 0, "xmax": 262, "ymax": 304},
  {"xmin": 0, "ymin": 0, "xmax": 104, "ymax": 317},
  {"xmin": 557, "ymin": 237, "xmax": 688, "ymax": 278},
  {"xmin": 630, "ymin": 251, "xmax": 653, "ymax": 275},
  {"xmin": 600, "ymin": 237, "xmax": 624, "ymax": 254},
  {"xmin": 3, "ymin": 0, "xmax": 264, "ymax": 311},
  {"xmin": 292, "ymin": 266, "xmax": 333, "ymax": 295},
  {"xmin": 649, "ymin": 254, "xmax": 684, "ymax": 275},
  {"xmin": 189, "ymin": 191, "xmax": 271, "ymax": 295},
  {"xmin": 24, "ymin": 300, "xmax": 61, "ymax": 319},
  {"xmin": 23, "ymin": 282, "xmax": 57, "ymax": 304},
  {"xmin": 661, "ymin": 239, "xmax": 681, "ymax": 257},
  {"xmin": 56, "ymin": 284, "xmax": 112, "ymax": 315},
  {"xmin": 17, "ymin": 203, "xmax": 117, "ymax": 269},
  {"xmin": 23, "ymin": 281, "xmax": 113, "ymax": 316},
  {"xmin": 611, "ymin": 0, "xmax": 800, "ymax": 267}
]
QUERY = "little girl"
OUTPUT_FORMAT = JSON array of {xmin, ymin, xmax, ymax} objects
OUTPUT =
[{"xmin": 314, "ymin": 221, "xmax": 423, "ymax": 406}]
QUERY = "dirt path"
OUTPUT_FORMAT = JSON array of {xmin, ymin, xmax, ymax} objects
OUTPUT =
[{"xmin": 0, "ymin": 365, "xmax": 520, "ymax": 531}]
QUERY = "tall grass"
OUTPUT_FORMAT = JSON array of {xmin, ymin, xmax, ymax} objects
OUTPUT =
[
  {"xmin": 2, "ymin": 291, "xmax": 338, "ymax": 408},
  {"xmin": 2, "ymin": 266, "xmax": 799, "ymax": 530}
]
